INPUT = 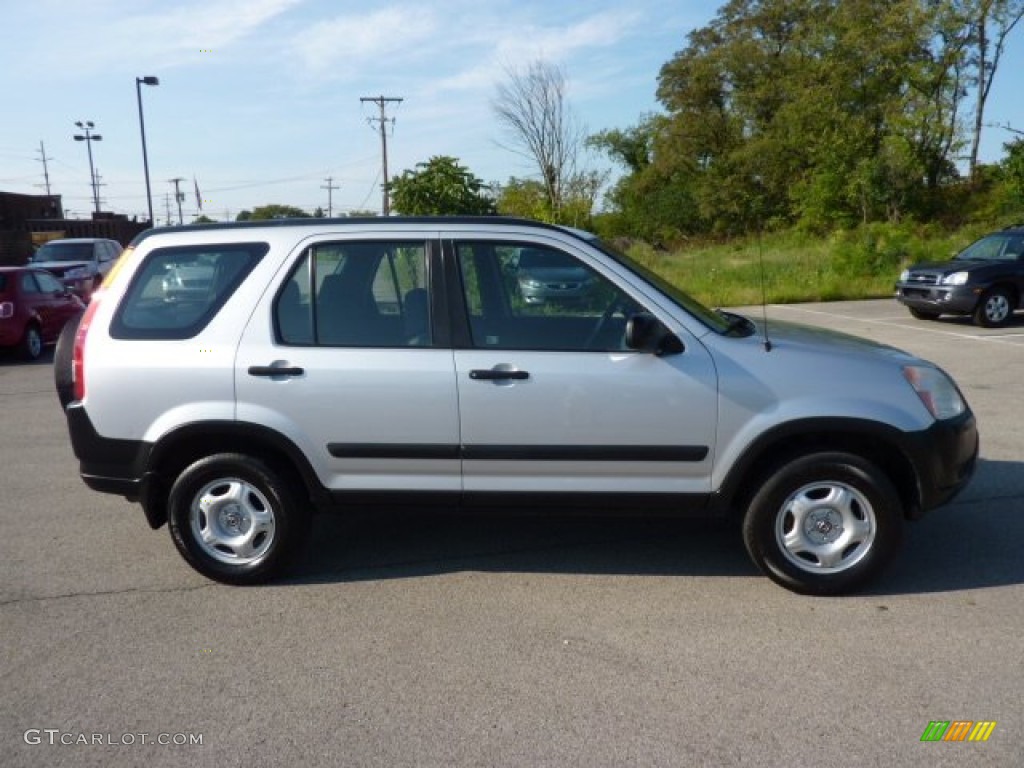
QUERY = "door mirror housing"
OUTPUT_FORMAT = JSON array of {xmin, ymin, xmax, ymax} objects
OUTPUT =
[{"xmin": 625, "ymin": 313, "xmax": 684, "ymax": 356}]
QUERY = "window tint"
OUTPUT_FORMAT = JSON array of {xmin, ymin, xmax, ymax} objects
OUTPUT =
[
  {"xmin": 111, "ymin": 243, "xmax": 266, "ymax": 339},
  {"xmin": 275, "ymin": 241, "xmax": 430, "ymax": 347},
  {"xmin": 456, "ymin": 241, "xmax": 644, "ymax": 352},
  {"xmin": 35, "ymin": 271, "xmax": 65, "ymax": 293}
]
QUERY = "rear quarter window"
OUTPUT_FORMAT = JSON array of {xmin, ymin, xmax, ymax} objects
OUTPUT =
[{"xmin": 110, "ymin": 243, "xmax": 267, "ymax": 340}]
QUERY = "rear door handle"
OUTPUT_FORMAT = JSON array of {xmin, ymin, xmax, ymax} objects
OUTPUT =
[
  {"xmin": 248, "ymin": 365, "xmax": 304, "ymax": 377},
  {"xmin": 469, "ymin": 369, "xmax": 529, "ymax": 381}
]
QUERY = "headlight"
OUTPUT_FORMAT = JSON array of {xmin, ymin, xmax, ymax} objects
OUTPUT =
[
  {"xmin": 64, "ymin": 267, "xmax": 87, "ymax": 279},
  {"xmin": 903, "ymin": 365, "xmax": 966, "ymax": 420},
  {"xmin": 941, "ymin": 271, "xmax": 968, "ymax": 286},
  {"xmin": 899, "ymin": 269, "xmax": 909, "ymax": 282}
]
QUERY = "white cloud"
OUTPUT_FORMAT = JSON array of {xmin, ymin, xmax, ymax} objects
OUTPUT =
[{"xmin": 294, "ymin": 6, "xmax": 440, "ymax": 77}]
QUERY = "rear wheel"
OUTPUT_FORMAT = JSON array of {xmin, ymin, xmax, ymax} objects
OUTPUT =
[
  {"xmin": 167, "ymin": 453, "xmax": 310, "ymax": 584},
  {"xmin": 19, "ymin": 323, "xmax": 42, "ymax": 361},
  {"xmin": 54, "ymin": 310, "xmax": 83, "ymax": 407},
  {"xmin": 973, "ymin": 287, "xmax": 1012, "ymax": 328},
  {"xmin": 742, "ymin": 452, "xmax": 902, "ymax": 595}
]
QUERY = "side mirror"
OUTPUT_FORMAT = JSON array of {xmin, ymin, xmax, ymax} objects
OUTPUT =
[{"xmin": 625, "ymin": 313, "xmax": 684, "ymax": 356}]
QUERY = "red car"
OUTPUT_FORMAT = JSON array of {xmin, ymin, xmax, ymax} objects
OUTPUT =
[{"xmin": 0, "ymin": 267, "xmax": 85, "ymax": 360}]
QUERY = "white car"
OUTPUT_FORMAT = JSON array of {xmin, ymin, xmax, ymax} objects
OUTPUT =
[
  {"xmin": 29, "ymin": 238, "xmax": 123, "ymax": 300},
  {"xmin": 56, "ymin": 217, "xmax": 978, "ymax": 594}
]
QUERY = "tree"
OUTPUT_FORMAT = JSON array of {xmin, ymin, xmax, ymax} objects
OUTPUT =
[
  {"xmin": 493, "ymin": 60, "xmax": 591, "ymax": 223},
  {"xmin": 236, "ymin": 204, "xmax": 311, "ymax": 221},
  {"xmin": 389, "ymin": 156, "xmax": 496, "ymax": 215},
  {"xmin": 961, "ymin": 0, "xmax": 1024, "ymax": 177}
]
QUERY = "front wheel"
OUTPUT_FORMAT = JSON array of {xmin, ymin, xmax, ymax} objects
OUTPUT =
[
  {"xmin": 167, "ymin": 453, "xmax": 310, "ymax": 584},
  {"xmin": 973, "ymin": 287, "xmax": 1013, "ymax": 328},
  {"xmin": 742, "ymin": 452, "xmax": 902, "ymax": 595}
]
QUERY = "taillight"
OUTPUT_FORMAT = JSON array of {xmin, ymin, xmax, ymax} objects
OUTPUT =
[
  {"xmin": 0, "ymin": 301, "xmax": 13, "ymax": 319},
  {"xmin": 72, "ymin": 298, "xmax": 101, "ymax": 401}
]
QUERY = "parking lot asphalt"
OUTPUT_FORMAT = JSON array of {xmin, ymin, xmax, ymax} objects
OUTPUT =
[{"xmin": 2, "ymin": 299, "xmax": 1022, "ymax": 767}]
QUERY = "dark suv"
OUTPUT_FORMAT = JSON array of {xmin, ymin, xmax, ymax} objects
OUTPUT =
[{"xmin": 895, "ymin": 227, "xmax": 1024, "ymax": 327}]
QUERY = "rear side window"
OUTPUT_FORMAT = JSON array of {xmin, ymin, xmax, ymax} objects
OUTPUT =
[
  {"xmin": 111, "ymin": 243, "xmax": 266, "ymax": 340},
  {"xmin": 275, "ymin": 240, "xmax": 430, "ymax": 347}
]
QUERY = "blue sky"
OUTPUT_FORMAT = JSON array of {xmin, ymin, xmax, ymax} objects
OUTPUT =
[{"xmin": 1, "ymin": 0, "xmax": 1021, "ymax": 223}]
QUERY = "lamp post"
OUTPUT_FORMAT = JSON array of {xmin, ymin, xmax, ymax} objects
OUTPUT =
[
  {"xmin": 135, "ymin": 76, "xmax": 159, "ymax": 226},
  {"xmin": 73, "ymin": 121, "xmax": 103, "ymax": 214}
]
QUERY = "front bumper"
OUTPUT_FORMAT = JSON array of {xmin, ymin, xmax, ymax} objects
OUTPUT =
[
  {"xmin": 895, "ymin": 282, "xmax": 980, "ymax": 315},
  {"xmin": 903, "ymin": 409, "xmax": 979, "ymax": 518}
]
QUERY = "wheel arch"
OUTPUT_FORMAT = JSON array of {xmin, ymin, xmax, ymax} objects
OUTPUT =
[
  {"xmin": 142, "ymin": 421, "xmax": 328, "ymax": 529},
  {"xmin": 713, "ymin": 418, "xmax": 923, "ymax": 522}
]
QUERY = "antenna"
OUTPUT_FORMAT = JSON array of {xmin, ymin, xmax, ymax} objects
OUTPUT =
[
  {"xmin": 751, "ymin": 174, "xmax": 772, "ymax": 352},
  {"xmin": 756, "ymin": 224, "xmax": 772, "ymax": 352}
]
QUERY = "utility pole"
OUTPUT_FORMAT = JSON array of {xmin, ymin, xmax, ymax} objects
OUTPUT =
[
  {"xmin": 168, "ymin": 177, "xmax": 185, "ymax": 224},
  {"xmin": 164, "ymin": 193, "xmax": 173, "ymax": 226},
  {"xmin": 360, "ymin": 95, "xmax": 403, "ymax": 215},
  {"xmin": 321, "ymin": 177, "xmax": 339, "ymax": 217},
  {"xmin": 36, "ymin": 141, "xmax": 53, "ymax": 196},
  {"xmin": 93, "ymin": 168, "xmax": 107, "ymax": 211}
]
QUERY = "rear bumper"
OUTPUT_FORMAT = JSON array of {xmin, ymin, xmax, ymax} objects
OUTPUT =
[{"xmin": 65, "ymin": 402, "xmax": 150, "ymax": 499}]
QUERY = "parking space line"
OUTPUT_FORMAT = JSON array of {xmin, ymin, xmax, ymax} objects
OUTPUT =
[{"xmin": 768, "ymin": 304, "xmax": 1024, "ymax": 346}]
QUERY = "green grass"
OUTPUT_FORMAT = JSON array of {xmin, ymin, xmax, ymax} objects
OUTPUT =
[{"xmin": 624, "ymin": 224, "xmax": 1000, "ymax": 308}]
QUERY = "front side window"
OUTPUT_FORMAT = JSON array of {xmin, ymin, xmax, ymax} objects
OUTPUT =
[
  {"xmin": 111, "ymin": 243, "xmax": 266, "ymax": 339},
  {"xmin": 456, "ymin": 241, "xmax": 644, "ymax": 351},
  {"xmin": 35, "ymin": 271, "xmax": 65, "ymax": 294},
  {"xmin": 20, "ymin": 272, "xmax": 40, "ymax": 294},
  {"xmin": 275, "ymin": 241, "xmax": 430, "ymax": 347}
]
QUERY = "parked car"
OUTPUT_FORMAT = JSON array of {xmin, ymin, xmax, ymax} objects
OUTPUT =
[
  {"xmin": 55, "ymin": 217, "xmax": 978, "ymax": 594},
  {"xmin": 516, "ymin": 246, "xmax": 595, "ymax": 304},
  {"xmin": 28, "ymin": 238, "xmax": 123, "ymax": 301},
  {"xmin": 895, "ymin": 226, "xmax": 1024, "ymax": 327},
  {"xmin": 0, "ymin": 267, "xmax": 85, "ymax": 360}
]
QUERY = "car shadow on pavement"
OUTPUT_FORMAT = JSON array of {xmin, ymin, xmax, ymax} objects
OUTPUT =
[
  {"xmin": 0, "ymin": 347, "xmax": 55, "ymax": 367},
  {"xmin": 285, "ymin": 457, "xmax": 1024, "ymax": 595},
  {"xmin": 867, "ymin": 458, "xmax": 1024, "ymax": 596},
  {"xmin": 287, "ymin": 514, "xmax": 759, "ymax": 585}
]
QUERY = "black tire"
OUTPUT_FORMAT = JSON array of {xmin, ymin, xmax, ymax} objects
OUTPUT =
[
  {"xmin": 19, "ymin": 323, "xmax": 43, "ymax": 361},
  {"xmin": 54, "ymin": 310, "xmax": 84, "ymax": 408},
  {"xmin": 908, "ymin": 308, "xmax": 940, "ymax": 321},
  {"xmin": 167, "ymin": 453, "xmax": 310, "ymax": 585},
  {"xmin": 742, "ymin": 452, "xmax": 903, "ymax": 595},
  {"xmin": 973, "ymin": 287, "xmax": 1013, "ymax": 328}
]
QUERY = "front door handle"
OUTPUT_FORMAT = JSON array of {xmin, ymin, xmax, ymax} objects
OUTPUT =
[
  {"xmin": 248, "ymin": 365, "xmax": 304, "ymax": 377},
  {"xmin": 469, "ymin": 369, "xmax": 529, "ymax": 381}
]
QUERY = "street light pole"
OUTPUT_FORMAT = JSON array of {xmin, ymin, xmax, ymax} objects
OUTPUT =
[
  {"xmin": 135, "ymin": 76, "xmax": 159, "ymax": 226},
  {"xmin": 73, "ymin": 121, "xmax": 103, "ymax": 214}
]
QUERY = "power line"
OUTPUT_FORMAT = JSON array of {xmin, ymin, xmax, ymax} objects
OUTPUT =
[{"xmin": 360, "ymin": 95, "xmax": 403, "ymax": 216}]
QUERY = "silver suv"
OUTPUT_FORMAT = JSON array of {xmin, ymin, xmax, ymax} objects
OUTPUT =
[{"xmin": 57, "ymin": 218, "xmax": 978, "ymax": 594}]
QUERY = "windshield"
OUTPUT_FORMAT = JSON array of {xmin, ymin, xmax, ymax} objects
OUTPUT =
[
  {"xmin": 956, "ymin": 233, "xmax": 1024, "ymax": 262},
  {"xmin": 587, "ymin": 236, "xmax": 734, "ymax": 335},
  {"xmin": 33, "ymin": 242, "xmax": 94, "ymax": 262}
]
